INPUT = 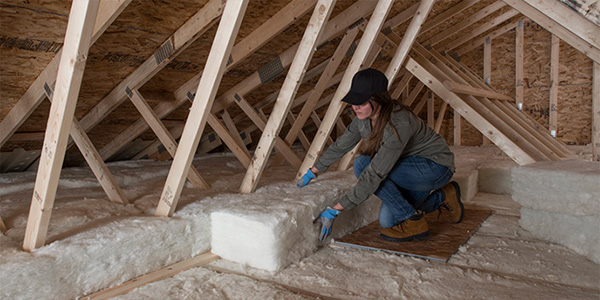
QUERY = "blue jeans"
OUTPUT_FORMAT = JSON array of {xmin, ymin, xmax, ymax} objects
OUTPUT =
[{"xmin": 353, "ymin": 155, "xmax": 453, "ymax": 228}]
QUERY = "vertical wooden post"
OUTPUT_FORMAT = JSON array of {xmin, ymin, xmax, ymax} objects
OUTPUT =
[
  {"xmin": 549, "ymin": 34, "xmax": 560, "ymax": 138},
  {"xmin": 155, "ymin": 0, "xmax": 249, "ymax": 217},
  {"xmin": 23, "ymin": 0, "xmax": 100, "ymax": 251},
  {"xmin": 482, "ymin": 36, "xmax": 492, "ymax": 145},
  {"xmin": 593, "ymin": 62, "xmax": 600, "ymax": 161},
  {"xmin": 515, "ymin": 19, "xmax": 524, "ymax": 110},
  {"xmin": 427, "ymin": 91, "xmax": 435, "ymax": 128},
  {"xmin": 296, "ymin": 0, "xmax": 395, "ymax": 178},
  {"xmin": 240, "ymin": 0, "xmax": 337, "ymax": 193},
  {"xmin": 453, "ymin": 110, "xmax": 462, "ymax": 146}
]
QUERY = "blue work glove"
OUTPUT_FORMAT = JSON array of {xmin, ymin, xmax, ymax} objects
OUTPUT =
[
  {"xmin": 296, "ymin": 168, "xmax": 317, "ymax": 187},
  {"xmin": 313, "ymin": 206, "xmax": 341, "ymax": 242}
]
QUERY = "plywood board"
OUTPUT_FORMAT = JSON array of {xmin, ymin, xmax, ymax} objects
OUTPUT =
[{"xmin": 334, "ymin": 208, "xmax": 491, "ymax": 262}]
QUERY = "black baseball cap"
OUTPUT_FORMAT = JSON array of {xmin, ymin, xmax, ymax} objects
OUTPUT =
[{"xmin": 341, "ymin": 68, "xmax": 388, "ymax": 105}]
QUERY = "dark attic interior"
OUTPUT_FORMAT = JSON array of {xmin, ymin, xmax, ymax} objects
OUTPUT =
[{"xmin": 0, "ymin": 0, "xmax": 599, "ymax": 299}]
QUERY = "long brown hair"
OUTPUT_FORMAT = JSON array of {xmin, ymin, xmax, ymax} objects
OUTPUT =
[{"xmin": 358, "ymin": 91, "xmax": 413, "ymax": 157}]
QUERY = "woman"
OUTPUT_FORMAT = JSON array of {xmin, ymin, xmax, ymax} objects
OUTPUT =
[{"xmin": 297, "ymin": 68, "xmax": 464, "ymax": 242}]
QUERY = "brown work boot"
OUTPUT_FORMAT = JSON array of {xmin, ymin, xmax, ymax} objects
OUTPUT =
[
  {"xmin": 439, "ymin": 181, "xmax": 464, "ymax": 223},
  {"xmin": 380, "ymin": 213, "xmax": 429, "ymax": 242}
]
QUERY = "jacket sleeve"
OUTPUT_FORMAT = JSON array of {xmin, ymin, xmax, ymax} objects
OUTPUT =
[
  {"xmin": 338, "ymin": 120, "xmax": 412, "ymax": 210},
  {"xmin": 314, "ymin": 117, "xmax": 362, "ymax": 172}
]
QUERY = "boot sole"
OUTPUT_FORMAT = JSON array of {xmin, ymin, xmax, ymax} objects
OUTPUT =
[
  {"xmin": 380, "ymin": 230, "xmax": 430, "ymax": 242},
  {"xmin": 449, "ymin": 181, "xmax": 465, "ymax": 223}
]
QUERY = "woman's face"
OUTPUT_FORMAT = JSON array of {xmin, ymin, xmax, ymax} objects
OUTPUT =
[{"xmin": 352, "ymin": 101, "xmax": 376, "ymax": 120}]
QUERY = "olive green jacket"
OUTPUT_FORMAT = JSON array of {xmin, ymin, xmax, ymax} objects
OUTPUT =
[{"xmin": 314, "ymin": 107, "xmax": 455, "ymax": 210}]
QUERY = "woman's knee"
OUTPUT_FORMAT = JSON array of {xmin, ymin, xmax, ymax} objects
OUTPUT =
[{"xmin": 353, "ymin": 155, "xmax": 371, "ymax": 178}]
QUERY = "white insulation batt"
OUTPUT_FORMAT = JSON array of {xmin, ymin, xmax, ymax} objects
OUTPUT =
[
  {"xmin": 210, "ymin": 172, "xmax": 379, "ymax": 271},
  {"xmin": 512, "ymin": 160, "xmax": 600, "ymax": 264}
]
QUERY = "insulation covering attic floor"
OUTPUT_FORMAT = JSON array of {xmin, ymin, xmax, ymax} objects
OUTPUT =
[{"xmin": 0, "ymin": 146, "xmax": 599, "ymax": 299}]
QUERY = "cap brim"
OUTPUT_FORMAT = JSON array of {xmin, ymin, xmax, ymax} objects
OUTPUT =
[{"xmin": 341, "ymin": 91, "xmax": 371, "ymax": 105}]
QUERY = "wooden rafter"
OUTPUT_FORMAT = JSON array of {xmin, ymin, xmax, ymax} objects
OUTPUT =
[
  {"xmin": 155, "ymin": 0, "xmax": 249, "ymax": 217},
  {"xmin": 0, "ymin": 0, "xmax": 131, "ymax": 148},
  {"xmin": 503, "ymin": 0, "xmax": 600, "ymax": 63},
  {"xmin": 593, "ymin": 62, "xmax": 600, "ymax": 161},
  {"xmin": 443, "ymin": 9, "xmax": 520, "ymax": 52},
  {"xmin": 76, "ymin": 0, "xmax": 226, "ymax": 138},
  {"xmin": 97, "ymin": 0, "xmax": 356, "ymax": 162},
  {"xmin": 240, "ymin": 0, "xmax": 337, "ymax": 193},
  {"xmin": 23, "ymin": 0, "xmax": 100, "ymax": 251},
  {"xmin": 296, "ymin": 0, "xmax": 395, "ymax": 178},
  {"xmin": 126, "ymin": 89, "xmax": 210, "ymax": 188}
]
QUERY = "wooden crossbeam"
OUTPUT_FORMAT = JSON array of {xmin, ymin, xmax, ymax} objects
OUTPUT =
[
  {"xmin": 76, "ymin": 0, "xmax": 226, "ymax": 136},
  {"xmin": 297, "ymin": 0, "xmax": 395, "ymax": 178},
  {"xmin": 522, "ymin": 0, "xmax": 599, "ymax": 53},
  {"xmin": 435, "ymin": 45, "xmax": 572, "ymax": 157},
  {"xmin": 427, "ymin": 0, "xmax": 507, "ymax": 47},
  {"xmin": 23, "ymin": 0, "xmax": 100, "ymax": 251},
  {"xmin": 126, "ymin": 89, "xmax": 210, "ymax": 189},
  {"xmin": 443, "ymin": 9, "xmax": 520, "ymax": 52},
  {"xmin": 274, "ymin": 26, "xmax": 360, "ymax": 165},
  {"xmin": 443, "ymin": 80, "xmax": 514, "ymax": 101},
  {"xmin": 456, "ymin": 17, "xmax": 523, "ymax": 56},
  {"xmin": 406, "ymin": 55, "xmax": 537, "ymax": 165},
  {"xmin": 386, "ymin": 0, "xmax": 435, "ymax": 83},
  {"xmin": 155, "ymin": 0, "xmax": 249, "ymax": 217},
  {"xmin": 414, "ymin": 44, "xmax": 568, "ymax": 161},
  {"xmin": 454, "ymin": 110, "xmax": 462, "ymax": 145},
  {"xmin": 221, "ymin": 110, "xmax": 251, "ymax": 158},
  {"xmin": 206, "ymin": 114, "xmax": 253, "ymax": 168},
  {"xmin": 97, "ymin": 0, "xmax": 344, "ymax": 161},
  {"xmin": 503, "ymin": 0, "xmax": 600, "ymax": 63},
  {"xmin": 0, "ymin": 0, "xmax": 131, "ymax": 148},
  {"xmin": 240, "ymin": 0, "xmax": 337, "ymax": 193}
]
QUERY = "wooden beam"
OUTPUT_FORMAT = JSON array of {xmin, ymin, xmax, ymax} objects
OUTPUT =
[
  {"xmin": 404, "ymin": 81, "xmax": 425, "ymax": 106},
  {"xmin": 0, "ymin": 0, "xmax": 131, "ymax": 148},
  {"xmin": 456, "ymin": 17, "xmax": 523, "ymax": 56},
  {"xmin": 99, "ymin": 0, "xmax": 374, "ymax": 161},
  {"xmin": 240, "ymin": 0, "xmax": 337, "ymax": 193},
  {"xmin": 427, "ymin": 91, "xmax": 435, "ymax": 128},
  {"xmin": 515, "ymin": 19, "xmax": 524, "ymax": 110},
  {"xmin": 278, "ymin": 26, "xmax": 360, "ymax": 163},
  {"xmin": 413, "ymin": 90, "xmax": 430, "ymax": 115},
  {"xmin": 385, "ymin": 0, "xmax": 435, "ymax": 84},
  {"xmin": 297, "ymin": 0, "xmax": 395, "ymax": 179},
  {"xmin": 427, "ymin": 0, "xmax": 507, "ymax": 47},
  {"xmin": 444, "ymin": 9, "xmax": 520, "ymax": 51},
  {"xmin": 233, "ymin": 94, "xmax": 303, "ymax": 169},
  {"xmin": 503, "ymin": 0, "xmax": 600, "ymax": 63},
  {"xmin": 76, "ymin": 0, "xmax": 226, "ymax": 135},
  {"xmin": 155, "ymin": 0, "xmax": 249, "ymax": 217},
  {"xmin": 522, "ymin": 0, "xmax": 599, "ymax": 52},
  {"xmin": 420, "ymin": 44, "xmax": 565, "ymax": 160},
  {"xmin": 484, "ymin": 37, "xmax": 492, "ymax": 86},
  {"xmin": 454, "ymin": 110, "xmax": 462, "ymax": 145},
  {"xmin": 221, "ymin": 110, "xmax": 251, "ymax": 158},
  {"xmin": 435, "ymin": 101, "xmax": 449, "ymax": 133},
  {"xmin": 207, "ymin": 114, "xmax": 252, "ymax": 168},
  {"xmin": 443, "ymin": 80, "xmax": 514, "ymax": 101},
  {"xmin": 406, "ymin": 56, "xmax": 537, "ymax": 165},
  {"xmin": 594, "ymin": 62, "xmax": 600, "ymax": 161},
  {"xmin": 83, "ymin": 252, "xmax": 219, "ymax": 300},
  {"xmin": 549, "ymin": 34, "xmax": 559, "ymax": 137},
  {"xmin": 127, "ymin": 89, "xmax": 210, "ymax": 189},
  {"xmin": 23, "ymin": 0, "xmax": 100, "ymax": 251}
]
